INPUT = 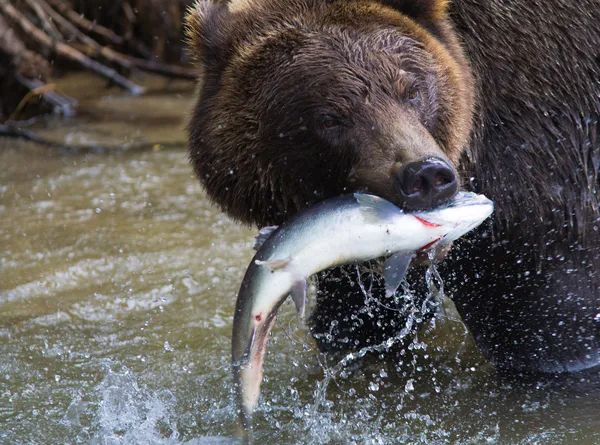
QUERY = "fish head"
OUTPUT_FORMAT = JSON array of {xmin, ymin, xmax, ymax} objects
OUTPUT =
[{"xmin": 412, "ymin": 191, "xmax": 494, "ymax": 246}]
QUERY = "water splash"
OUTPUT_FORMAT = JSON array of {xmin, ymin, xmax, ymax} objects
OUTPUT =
[
  {"xmin": 425, "ymin": 258, "xmax": 446, "ymax": 317},
  {"xmin": 297, "ymin": 256, "xmax": 469, "ymax": 444},
  {"xmin": 309, "ymin": 265, "xmax": 436, "ymax": 416},
  {"xmin": 59, "ymin": 364, "xmax": 237, "ymax": 445}
]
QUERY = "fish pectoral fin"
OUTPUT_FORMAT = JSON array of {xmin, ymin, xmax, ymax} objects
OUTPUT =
[
  {"xmin": 253, "ymin": 225, "xmax": 279, "ymax": 251},
  {"xmin": 354, "ymin": 193, "xmax": 403, "ymax": 224},
  {"xmin": 383, "ymin": 252, "xmax": 415, "ymax": 298},
  {"xmin": 254, "ymin": 258, "xmax": 290, "ymax": 270},
  {"xmin": 291, "ymin": 279, "xmax": 307, "ymax": 319}
]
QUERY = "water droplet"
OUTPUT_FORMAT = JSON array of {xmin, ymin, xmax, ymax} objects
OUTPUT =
[{"xmin": 164, "ymin": 341, "xmax": 174, "ymax": 352}]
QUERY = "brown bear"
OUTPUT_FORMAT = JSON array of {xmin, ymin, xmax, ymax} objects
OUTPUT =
[{"xmin": 185, "ymin": 0, "xmax": 600, "ymax": 374}]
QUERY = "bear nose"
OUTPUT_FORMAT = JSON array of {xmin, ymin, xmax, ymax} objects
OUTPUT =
[{"xmin": 394, "ymin": 157, "xmax": 458, "ymax": 211}]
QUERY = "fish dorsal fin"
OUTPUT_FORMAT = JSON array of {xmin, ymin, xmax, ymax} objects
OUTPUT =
[
  {"xmin": 354, "ymin": 193, "xmax": 402, "ymax": 224},
  {"xmin": 383, "ymin": 252, "xmax": 415, "ymax": 298},
  {"xmin": 253, "ymin": 225, "xmax": 279, "ymax": 251},
  {"xmin": 254, "ymin": 258, "xmax": 290, "ymax": 270},
  {"xmin": 291, "ymin": 279, "xmax": 307, "ymax": 319}
]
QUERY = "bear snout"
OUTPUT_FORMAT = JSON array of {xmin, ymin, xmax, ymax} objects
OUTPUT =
[{"xmin": 393, "ymin": 157, "xmax": 458, "ymax": 211}]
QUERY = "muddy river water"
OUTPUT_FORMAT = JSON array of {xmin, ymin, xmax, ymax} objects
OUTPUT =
[{"xmin": 1, "ymin": 74, "xmax": 600, "ymax": 444}]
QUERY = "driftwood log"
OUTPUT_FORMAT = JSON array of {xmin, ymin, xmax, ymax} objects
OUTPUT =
[{"xmin": 0, "ymin": 0, "xmax": 196, "ymax": 122}]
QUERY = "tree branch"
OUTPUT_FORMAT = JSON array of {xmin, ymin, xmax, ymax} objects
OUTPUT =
[{"xmin": 0, "ymin": 0, "xmax": 146, "ymax": 95}]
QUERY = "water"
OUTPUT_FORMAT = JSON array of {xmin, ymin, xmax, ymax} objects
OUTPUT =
[{"xmin": 2, "ymin": 73, "xmax": 600, "ymax": 445}]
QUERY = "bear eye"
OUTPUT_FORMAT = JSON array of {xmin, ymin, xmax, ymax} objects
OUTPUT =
[
  {"xmin": 407, "ymin": 86, "xmax": 420, "ymax": 104},
  {"xmin": 319, "ymin": 114, "xmax": 341, "ymax": 129}
]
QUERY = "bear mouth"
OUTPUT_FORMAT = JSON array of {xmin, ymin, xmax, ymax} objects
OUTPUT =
[{"xmin": 348, "ymin": 157, "xmax": 459, "ymax": 213}]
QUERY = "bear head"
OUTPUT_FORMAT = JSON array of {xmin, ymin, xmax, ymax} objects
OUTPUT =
[{"xmin": 186, "ymin": 0, "xmax": 475, "ymax": 227}]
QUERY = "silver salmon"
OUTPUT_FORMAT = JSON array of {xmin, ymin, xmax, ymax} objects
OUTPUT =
[{"xmin": 231, "ymin": 191, "xmax": 493, "ymax": 440}]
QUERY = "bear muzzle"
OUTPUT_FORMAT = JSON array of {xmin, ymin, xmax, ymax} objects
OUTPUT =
[{"xmin": 393, "ymin": 157, "xmax": 458, "ymax": 211}]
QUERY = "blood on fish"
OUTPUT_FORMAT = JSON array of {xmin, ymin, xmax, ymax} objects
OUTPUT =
[
  {"xmin": 414, "ymin": 215, "xmax": 441, "ymax": 228},
  {"xmin": 419, "ymin": 237, "xmax": 442, "ymax": 251},
  {"xmin": 255, "ymin": 313, "xmax": 262, "ymax": 322}
]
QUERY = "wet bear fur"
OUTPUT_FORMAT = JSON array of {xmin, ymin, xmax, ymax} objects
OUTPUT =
[{"xmin": 185, "ymin": 0, "xmax": 600, "ymax": 373}]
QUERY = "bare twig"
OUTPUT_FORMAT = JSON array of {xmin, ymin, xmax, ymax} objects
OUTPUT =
[
  {"xmin": 121, "ymin": 1, "xmax": 136, "ymax": 41},
  {"xmin": 0, "ymin": 0, "xmax": 146, "ymax": 95},
  {"xmin": 25, "ymin": 0, "xmax": 62, "ymax": 41},
  {"xmin": 45, "ymin": 0, "xmax": 124, "ymax": 46},
  {"xmin": 38, "ymin": 1, "xmax": 100, "ymax": 45},
  {"xmin": 37, "ymin": 0, "xmax": 136, "ymax": 72},
  {"xmin": 125, "ymin": 37, "xmax": 153, "ymax": 61},
  {"xmin": 129, "ymin": 56, "xmax": 197, "ymax": 79},
  {"xmin": 71, "ymin": 42, "xmax": 197, "ymax": 79},
  {"xmin": 0, "ymin": 12, "xmax": 50, "ymax": 80},
  {"xmin": 46, "ymin": 0, "xmax": 152, "ymax": 59}
]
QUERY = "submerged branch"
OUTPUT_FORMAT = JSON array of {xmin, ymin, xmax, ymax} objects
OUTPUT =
[
  {"xmin": 0, "ymin": 123, "xmax": 183, "ymax": 153},
  {"xmin": 12, "ymin": 74, "xmax": 77, "ymax": 118}
]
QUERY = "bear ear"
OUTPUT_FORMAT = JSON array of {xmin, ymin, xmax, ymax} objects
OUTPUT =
[
  {"xmin": 185, "ymin": 0, "xmax": 232, "ymax": 69},
  {"xmin": 378, "ymin": 0, "xmax": 450, "ymax": 24}
]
